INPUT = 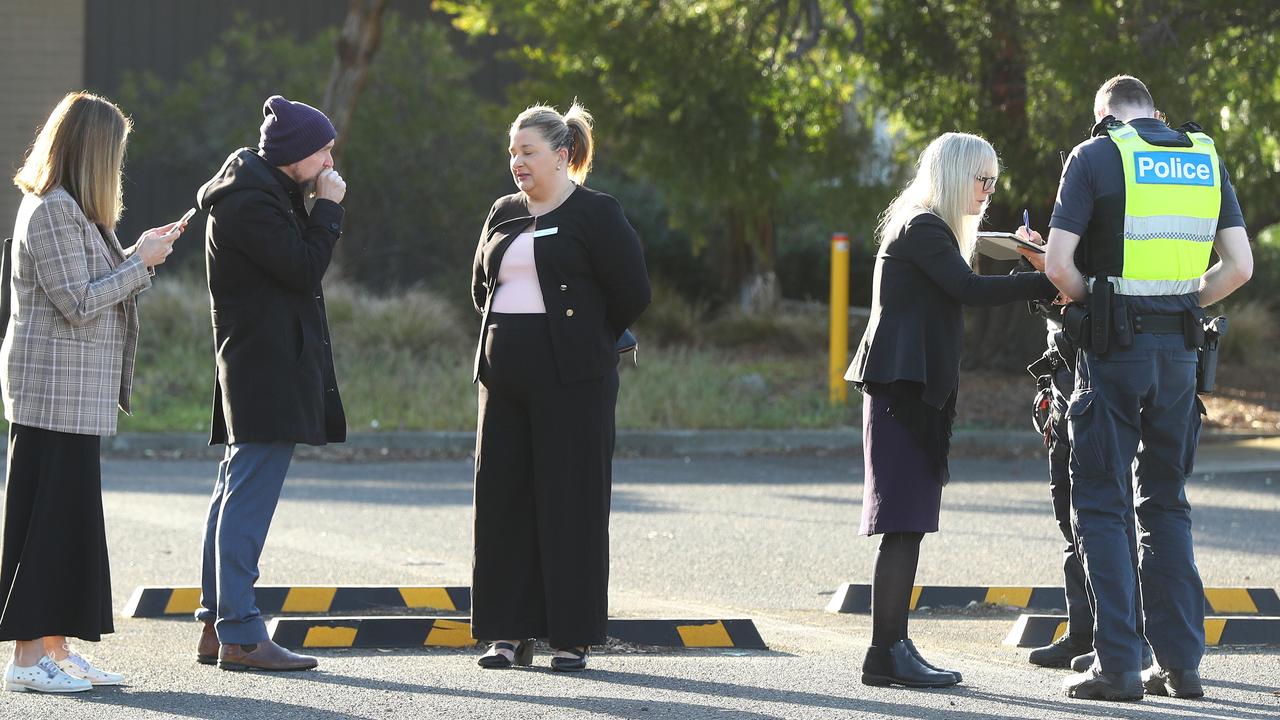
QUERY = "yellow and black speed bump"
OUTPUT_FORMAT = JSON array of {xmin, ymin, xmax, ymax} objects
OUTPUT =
[
  {"xmin": 268, "ymin": 617, "xmax": 767, "ymax": 650},
  {"xmin": 1004, "ymin": 613, "xmax": 1280, "ymax": 647},
  {"xmin": 605, "ymin": 619, "xmax": 767, "ymax": 649},
  {"xmin": 122, "ymin": 585, "xmax": 471, "ymax": 618},
  {"xmin": 825, "ymin": 582, "xmax": 1069, "ymax": 613},
  {"xmin": 269, "ymin": 617, "xmax": 477, "ymax": 649},
  {"xmin": 825, "ymin": 582, "xmax": 1280, "ymax": 615}
]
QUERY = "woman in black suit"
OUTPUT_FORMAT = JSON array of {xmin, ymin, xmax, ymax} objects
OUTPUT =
[
  {"xmin": 846, "ymin": 132, "xmax": 1054, "ymax": 688},
  {"xmin": 470, "ymin": 102, "xmax": 650, "ymax": 671}
]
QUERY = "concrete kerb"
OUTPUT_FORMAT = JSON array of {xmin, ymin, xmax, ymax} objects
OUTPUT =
[{"xmin": 93, "ymin": 428, "xmax": 1280, "ymax": 459}]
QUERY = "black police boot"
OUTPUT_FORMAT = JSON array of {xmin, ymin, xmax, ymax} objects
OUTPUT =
[
  {"xmin": 1028, "ymin": 634, "xmax": 1093, "ymax": 668},
  {"xmin": 1063, "ymin": 667, "xmax": 1143, "ymax": 701},
  {"xmin": 861, "ymin": 641, "xmax": 959, "ymax": 688},
  {"xmin": 1070, "ymin": 644, "xmax": 1152, "ymax": 673},
  {"xmin": 1142, "ymin": 664, "xmax": 1204, "ymax": 699},
  {"xmin": 903, "ymin": 638, "xmax": 962, "ymax": 683}
]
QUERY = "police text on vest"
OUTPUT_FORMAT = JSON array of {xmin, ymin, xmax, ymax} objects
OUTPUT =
[{"xmin": 1133, "ymin": 151, "xmax": 1215, "ymax": 186}]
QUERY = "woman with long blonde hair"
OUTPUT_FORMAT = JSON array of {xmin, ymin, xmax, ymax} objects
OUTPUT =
[
  {"xmin": 1, "ymin": 92, "xmax": 185, "ymax": 693},
  {"xmin": 845, "ymin": 132, "xmax": 1054, "ymax": 688}
]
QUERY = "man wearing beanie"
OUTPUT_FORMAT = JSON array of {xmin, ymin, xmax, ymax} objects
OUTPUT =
[{"xmin": 192, "ymin": 95, "xmax": 348, "ymax": 672}]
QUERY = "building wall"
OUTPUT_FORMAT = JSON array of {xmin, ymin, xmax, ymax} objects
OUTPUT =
[{"xmin": 0, "ymin": 0, "xmax": 86, "ymax": 234}]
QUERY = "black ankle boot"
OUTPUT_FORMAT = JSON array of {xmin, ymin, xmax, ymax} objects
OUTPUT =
[
  {"xmin": 862, "ymin": 641, "xmax": 959, "ymax": 688},
  {"xmin": 902, "ymin": 638, "xmax": 962, "ymax": 683}
]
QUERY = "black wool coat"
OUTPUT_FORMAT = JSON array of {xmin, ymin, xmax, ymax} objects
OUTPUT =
[
  {"xmin": 196, "ymin": 148, "xmax": 346, "ymax": 445},
  {"xmin": 846, "ymin": 212, "xmax": 1056, "ymax": 409},
  {"xmin": 472, "ymin": 185, "xmax": 651, "ymax": 384}
]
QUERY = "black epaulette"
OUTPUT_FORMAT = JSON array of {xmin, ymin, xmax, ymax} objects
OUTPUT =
[
  {"xmin": 1177, "ymin": 121, "xmax": 1204, "ymax": 134},
  {"xmin": 1090, "ymin": 114, "xmax": 1123, "ymax": 137}
]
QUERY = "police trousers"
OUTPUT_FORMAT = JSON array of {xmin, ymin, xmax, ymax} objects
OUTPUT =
[
  {"xmin": 1046, "ymin": 363, "xmax": 1094, "ymax": 640},
  {"xmin": 1069, "ymin": 332, "xmax": 1204, "ymax": 672}
]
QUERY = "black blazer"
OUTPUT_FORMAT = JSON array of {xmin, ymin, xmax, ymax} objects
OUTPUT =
[
  {"xmin": 846, "ymin": 212, "xmax": 1055, "ymax": 408},
  {"xmin": 471, "ymin": 185, "xmax": 651, "ymax": 384},
  {"xmin": 197, "ymin": 149, "xmax": 346, "ymax": 446}
]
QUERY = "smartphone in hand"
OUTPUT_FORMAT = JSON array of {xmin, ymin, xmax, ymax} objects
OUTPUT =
[{"xmin": 177, "ymin": 207, "xmax": 197, "ymax": 226}]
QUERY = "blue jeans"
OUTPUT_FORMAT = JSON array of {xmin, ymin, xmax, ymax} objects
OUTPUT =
[
  {"xmin": 1069, "ymin": 332, "xmax": 1204, "ymax": 672},
  {"xmin": 195, "ymin": 442, "xmax": 295, "ymax": 644}
]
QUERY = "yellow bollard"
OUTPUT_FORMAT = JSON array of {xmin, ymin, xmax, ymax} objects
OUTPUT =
[{"xmin": 829, "ymin": 232, "xmax": 850, "ymax": 404}]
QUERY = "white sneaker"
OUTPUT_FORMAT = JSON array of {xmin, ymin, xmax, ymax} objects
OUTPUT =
[
  {"xmin": 56, "ymin": 651, "xmax": 125, "ymax": 686},
  {"xmin": 4, "ymin": 656, "xmax": 93, "ymax": 693}
]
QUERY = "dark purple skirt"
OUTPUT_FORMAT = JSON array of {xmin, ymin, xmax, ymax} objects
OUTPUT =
[{"xmin": 859, "ymin": 391, "xmax": 944, "ymax": 535}]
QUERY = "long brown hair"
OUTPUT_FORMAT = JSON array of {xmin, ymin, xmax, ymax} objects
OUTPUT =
[{"xmin": 13, "ymin": 92, "xmax": 132, "ymax": 228}]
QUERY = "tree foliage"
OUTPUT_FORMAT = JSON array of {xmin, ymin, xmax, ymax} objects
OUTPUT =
[
  {"xmin": 438, "ymin": 0, "xmax": 885, "ymax": 310},
  {"xmin": 864, "ymin": 1, "xmax": 1280, "ymax": 226},
  {"xmin": 860, "ymin": 0, "xmax": 1280, "ymax": 366},
  {"xmin": 118, "ymin": 14, "xmax": 508, "ymax": 291}
]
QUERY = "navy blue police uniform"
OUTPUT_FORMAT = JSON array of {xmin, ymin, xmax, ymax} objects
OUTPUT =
[{"xmin": 1050, "ymin": 116, "xmax": 1245, "ymax": 677}]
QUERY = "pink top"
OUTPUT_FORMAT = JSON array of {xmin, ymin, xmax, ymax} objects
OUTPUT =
[{"xmin": 491, "ymin": 232, "xmax": 546, "ymax": 313}]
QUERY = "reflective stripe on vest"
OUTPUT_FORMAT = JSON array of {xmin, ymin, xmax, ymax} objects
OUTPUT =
[{"xmin": 1108, "ymin": 124, "xmax": 1221, "ymax": 296}]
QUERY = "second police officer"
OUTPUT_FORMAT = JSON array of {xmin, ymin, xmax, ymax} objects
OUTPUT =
[{"xmin": 1043, "ymin": 75, "xmax": 1253, "ymax": 701}]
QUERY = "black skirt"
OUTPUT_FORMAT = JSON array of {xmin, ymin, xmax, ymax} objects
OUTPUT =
[
  {"xmin": 0, "ymin": 424, "xmax": 113, "ymax": 642},
  {"xmin": 858, "ymin": 382, "xmax": 956, "ymax": 536}
]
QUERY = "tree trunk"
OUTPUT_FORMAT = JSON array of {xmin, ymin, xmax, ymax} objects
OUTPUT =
[
  {"xmin": 322, "ymin": 0, "xmax": 388, "ymax": 167},
  {"xmin": 725, "ymin": 206, "xmax": 780, "ymax": 313},
  {"xmin": 962, "ymin": 0, "xmax": 1041, "ymax": 371},
  {"xmin": 740, "ymin": 210, "xmax": 779, "ymax": 312}
]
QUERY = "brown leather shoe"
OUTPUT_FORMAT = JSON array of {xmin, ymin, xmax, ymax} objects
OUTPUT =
[
  {"xmin": 217, "ymin": 639, "xmax": 318, "ymax": 672},
  {"xmin": 197, "ymin": 622, "xmax": 219, "ymax": 665}
]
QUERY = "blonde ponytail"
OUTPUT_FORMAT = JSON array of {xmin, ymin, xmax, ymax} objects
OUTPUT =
[{"xmin": 511, "ymin": 99, "xmax": 595, "ymax": 184}]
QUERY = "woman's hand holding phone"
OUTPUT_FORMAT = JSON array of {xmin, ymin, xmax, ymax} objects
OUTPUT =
[{"xmin": 136, "ymin": 209, "xmax": 195, "ymax": 267}]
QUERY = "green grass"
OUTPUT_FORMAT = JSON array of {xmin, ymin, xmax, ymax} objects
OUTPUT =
[{"xmin": 107, "ymin": 274, "xmax": 861, "ymax": 433}]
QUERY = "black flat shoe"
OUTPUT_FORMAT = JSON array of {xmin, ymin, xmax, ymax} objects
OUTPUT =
[
  {"xmin": 551, "ymin": 646, "xmax": 589, "ymax": 672},
  {"xmin": 478, "ymin": 640, "xmax": 533, "ymax": 669},
  {"xmin": 861, "ymin": 641, "xmax": 959, "ymax": 688},
  {"xmin": 902, "ymin": 638, "xmax": 962, "ymax": 683}
]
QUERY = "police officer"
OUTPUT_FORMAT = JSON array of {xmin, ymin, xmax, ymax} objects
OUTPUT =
[
  {"xmin": 1044, "ymin": 75, "xmax": 1252, "ymax": 701},
  {"xmin": 1022, "ymin": 300, "xmax": 1096, "ymax": 668},
  {"xmin": 1022, "ymin": 300, "xmax": 1154, "ymax": 675}
]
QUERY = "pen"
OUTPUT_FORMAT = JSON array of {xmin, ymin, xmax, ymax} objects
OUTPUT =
[{"xmin": 1022, "ymin": 208, "xmax": 1030, "ymax": 234}]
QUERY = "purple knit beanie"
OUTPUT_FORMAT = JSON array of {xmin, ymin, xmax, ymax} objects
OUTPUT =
[{"xmin": 259, "ymin": 95, "xmax": 336, "ymax": 166}]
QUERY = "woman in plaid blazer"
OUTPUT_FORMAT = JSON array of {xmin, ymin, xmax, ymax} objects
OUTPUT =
[{"xmin": 0, "ymin": 93, "xmax": 183, "ymax": 693}]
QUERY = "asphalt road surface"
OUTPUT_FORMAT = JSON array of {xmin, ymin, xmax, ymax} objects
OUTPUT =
[{"xmin": 2, "ymin": 440, "xmax": 1278, "ymax": 719}]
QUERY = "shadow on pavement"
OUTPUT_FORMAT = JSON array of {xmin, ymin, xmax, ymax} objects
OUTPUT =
[
  {"xmin": 299, "ymin": 667, "xmax": 1051, "ymax": 720},
  {"xmin": 962, "ymin": 687, "xmax": 1280, "ymax": 720},
  {"xmin": 64, "ymin": 689, "xmax": 367, "ymax": 720}
]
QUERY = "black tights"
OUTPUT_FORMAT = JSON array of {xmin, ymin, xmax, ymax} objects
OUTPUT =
[{"xmin": 870, "ymin": 531, "xmax": 924, "ymax": 650}]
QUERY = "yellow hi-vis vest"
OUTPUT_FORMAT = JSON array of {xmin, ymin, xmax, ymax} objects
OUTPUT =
[{"xmin": 1107, "ymin": 124, "xmax": 1221, "ymax": 296}]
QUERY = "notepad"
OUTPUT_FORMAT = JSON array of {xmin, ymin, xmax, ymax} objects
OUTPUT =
[{"xmin": 977, "ymin": 231, "xmax": 1045, "ymax": 261}]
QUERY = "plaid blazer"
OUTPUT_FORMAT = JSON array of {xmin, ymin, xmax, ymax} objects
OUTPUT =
[{"xmin": 1, "ymin": 186, "xmax": 151, "ymax": 436}]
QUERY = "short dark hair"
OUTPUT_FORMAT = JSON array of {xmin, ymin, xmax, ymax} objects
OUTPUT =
[{"xmin": 1094, "ymin": 75, "xmax": 1155, "ymax": 116}]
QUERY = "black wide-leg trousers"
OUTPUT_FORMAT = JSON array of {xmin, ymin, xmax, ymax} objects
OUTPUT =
[{"xmin": 471, "ymin": 313, "xmax": 618, "ymax": 648}]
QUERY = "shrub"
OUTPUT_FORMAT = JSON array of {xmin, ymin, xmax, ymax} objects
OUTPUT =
[
  {"xmin": 702, "ymin": 306, "xmax": 829, "ymax": 354},
  {"xmin": 1218, "ymin": 299, "xmax": 1277, "ymax": 368},
  {"xmin": 632, "ymin": 279, "xmax": 707, "ymax": 347}
]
